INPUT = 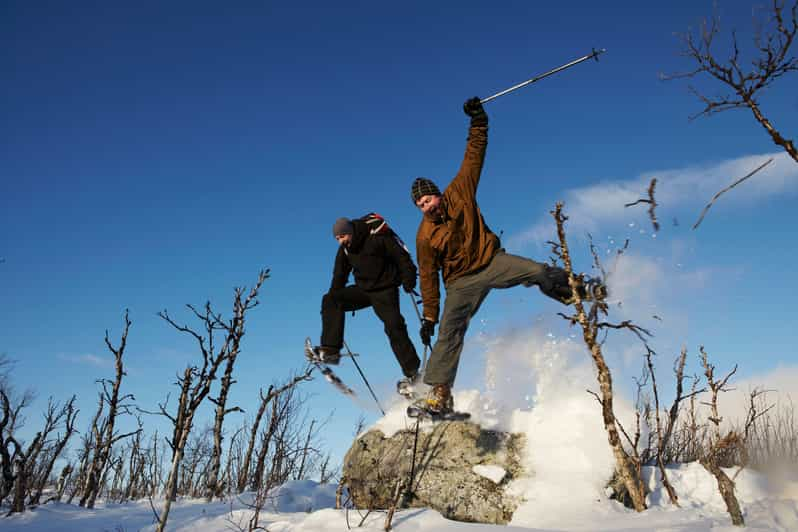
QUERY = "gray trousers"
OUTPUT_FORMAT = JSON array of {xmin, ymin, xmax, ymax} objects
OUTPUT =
[{"xmin": 423, "ymin": 251, "xmax": 573, "ymax": 387}]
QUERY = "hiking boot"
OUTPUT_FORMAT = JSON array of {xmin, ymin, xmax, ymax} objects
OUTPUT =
[
  {"xmin": 582, "ymin": 277, "xmax": 607, "ymax": 302},
  {"xmin": 312, "ymin": 345, "xmax": 341, "ymax": 365},
  {"xmin": 564, "ymin": 276, "xmax": 607, "ymax": 304},
  {"xmin": 396, "ymin": 371, "xmax": 421, "ymax": 398},
  {"xmin": 411, "ymin": 383, "xmax": 453, "ymax": 416}
]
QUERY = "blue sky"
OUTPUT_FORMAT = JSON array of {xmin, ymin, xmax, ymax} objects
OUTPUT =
[{"xmin": 2, "ymin": 1, "xmax": 797, "ymax": 466}]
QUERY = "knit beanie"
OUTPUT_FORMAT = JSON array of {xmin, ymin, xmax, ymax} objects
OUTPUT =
[
  {"xmin": 410, "ymin": 177, "xmax": 441, "ymax": 204},
  {"xmin": 332, "ymin": 217, "xmax": 354, "ymax": 237}
]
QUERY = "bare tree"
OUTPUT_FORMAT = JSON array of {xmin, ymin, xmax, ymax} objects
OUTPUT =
[
  {"xmin": 150, "ymin": 268, "xmax": 268, "ymax": 532},
  {"xmin": 645, "ymin": 348, "xmax": 706, "ymax": 506},
  {"xmin": 80, "ymin": 310, "xmax": 140, "ymax": 508},
  {"xmin": 740, "ymin": 395, "xmax": 797, "ymax": 466},
  {"xmin": 237, "ymin": 369, "xmax": 313, "ymax": 494},
  {"xmin": 665, "ymin": 0, "xmax": 798, "ymax": 162},
  {"xmin": 180, "ymin": 425, "xmax": 213, "ymax": 497},
  {"xmin": 317, "ymin": 451, "xmax": 337, "ymax": 484},
  {"xmin": 28, "ymin": 395, "xmax": 78, "ymax": 506},
  {"xmin": 53, "ymin": 464, "xmax": 73, "ymax": 502},
  {"xmin": 698, "ymin": 346, "xmax": 746, "ymax": 525},
  {"xmin": 121, "ymin": 419, "xmax": 146, "ymax": 501},
  {"xmin": 224, "ymin": 427, "xmax": 244, "ymax": 497},
  {"xmin": 4, "ymin": 394, "xmax": 74, "ymax": 514},
  {"xmin": 205, "ymin": 270, "xmax": 270, "ymax": 500},
  {"xmin": 0, "ymin": 389, "xmax": 18, "ymax": 505},
  {"xmin": 147, "ymin": 431, "xmax": 163, "ymax": 498},
  {"xmin": 551, "ymin": 202, "xmax": 647, "ymax": 511},
  {"xmin": 245, "ymin": 384, "xmax": 321, "ymax": 532}
]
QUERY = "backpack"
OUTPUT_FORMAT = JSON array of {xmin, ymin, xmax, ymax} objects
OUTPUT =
[{"xmin": 358, "ymin": 212, "xmax": 411, "ymax": 255}]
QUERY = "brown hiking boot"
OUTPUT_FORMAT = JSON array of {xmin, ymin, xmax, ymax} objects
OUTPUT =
[{"xmin": 412, "ymin": 383, "xmax": 453, "ymax": 415}]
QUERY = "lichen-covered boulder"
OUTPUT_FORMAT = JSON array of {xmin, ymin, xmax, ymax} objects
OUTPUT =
[{"xmin": 342, "ymin": 420, "xmax": 525, "ymax": 524}]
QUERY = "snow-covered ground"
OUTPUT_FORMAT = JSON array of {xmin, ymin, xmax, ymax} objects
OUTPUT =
[
  {"xmin": 4, "ymin": 329, "xmax": 797, "ymax": 531},
  {"xmin": 4, "ymin": 460, "xmax": 797, "ymax": 531}
]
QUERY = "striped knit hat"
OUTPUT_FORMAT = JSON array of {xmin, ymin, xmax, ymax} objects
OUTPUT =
[{"xmin": 410, "ymin": 177, "xmax": 441, "ymax": 204}]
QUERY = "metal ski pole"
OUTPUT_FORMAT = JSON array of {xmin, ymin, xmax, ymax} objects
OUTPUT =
[
  {"xmin": 407, "ymin": 290, "xmax": 429, "ymax": 371},
  {"xmin": 342, "ymin": 340, "xmax": 385, "ymax": 416},
  {"xmin": 480, "ymin": 48, "xmax": 606, "ymax": 104}
]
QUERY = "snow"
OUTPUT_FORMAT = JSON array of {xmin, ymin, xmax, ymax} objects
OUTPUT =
[
  {"xmin": 473, "ymin": 464, "xmax": 507, "ymax": 484},
  {"xmin": 4, "ymin": 330, "xmax": 798, "ymax": 531},
  {"xmin": 5, "ymin": 469, "xmax": 797, "ymax": 532}
]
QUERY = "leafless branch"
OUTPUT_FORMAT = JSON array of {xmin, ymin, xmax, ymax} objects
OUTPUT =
[
  {"xmin": 692, "ymin": 158, "xmax": 775, "ymax": 229},
  {"xmin": 663, "ymin": 0, "xmax": 798, "ymax": 161},
  {"xmin": 625, "ymin": 178, "xmax": 660, "ymax": 232}
]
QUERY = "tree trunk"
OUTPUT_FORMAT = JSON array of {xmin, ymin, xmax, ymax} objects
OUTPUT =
[
  {"xmin": 590, "ymin": 342, "xmax": 647, "ymax": 511},
  {"xmin": 158, "ymin": 424, "xmax": 191, "ymax": 532},
  {"xmin": 700, "ymin": 458, "xmax": 744, "ymax": 526},
  {"xmin": 8, "ymin": 458, "xmax": 26, "ymax": 515},
  {"xmin": 238, "ymin": 386, "xmax": 273, "ymax": 493},
  {"xmin": 54, "ymin": 464, "xmax": 72, "ymax": 502},
  {"xmin": 747, "ymin": 97, "xmax": 798, "ymax": 163}
]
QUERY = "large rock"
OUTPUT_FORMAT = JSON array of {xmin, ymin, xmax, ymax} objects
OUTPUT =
[{"xmin": 342, "ymin": 420, "xmax": 525, "ymax": 524}]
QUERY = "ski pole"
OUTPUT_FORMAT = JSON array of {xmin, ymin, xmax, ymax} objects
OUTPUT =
[
  {"xmin": 407, "ymin": 290, "xmax": 429, "ymax": 371},
  {"xmin": 480, "ymin": 48, "xmax": 606, "ymax": 104},
  {"xmin": 403, "ymin": 418, "xmax": 421, "ymax": 506},
  {"xmin": 342, "ymin": 340, "xmax": 385, "ymax": 416}
]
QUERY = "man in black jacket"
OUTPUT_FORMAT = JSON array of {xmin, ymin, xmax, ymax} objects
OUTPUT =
[{"xmin": 314, "ymin": 216, "xmax": 421, "ymax": 393}]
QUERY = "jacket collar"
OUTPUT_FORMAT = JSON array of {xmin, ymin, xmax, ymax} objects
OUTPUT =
[{"xmin": 346, "ymin": 219, "xmax": 369, "ymax": 253}]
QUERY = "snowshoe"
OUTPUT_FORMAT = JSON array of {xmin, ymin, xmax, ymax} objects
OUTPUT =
[
  {"xmin": 307, "ymin": 345, "xmax": 341, "ymax": 365},
  {"xmin": 303, "ymin": 338, "xmax": 355, "ymax": 396},
  {"xmin": 406, "ymin": 404, "xmax": 471, "ymax": 422}
]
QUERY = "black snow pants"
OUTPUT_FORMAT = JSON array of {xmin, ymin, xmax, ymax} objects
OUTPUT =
[{"xmin": 321, "ymin": 285, "xmax": 420, "ymax": 378}]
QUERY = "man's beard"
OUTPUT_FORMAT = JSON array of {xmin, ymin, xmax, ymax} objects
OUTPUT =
[{"xmin": 425, "ymin": 206, "xmax": 442, "ymax": 222}]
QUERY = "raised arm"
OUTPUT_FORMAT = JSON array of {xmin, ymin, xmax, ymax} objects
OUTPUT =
[{"xmin": 448, "ymin": 97, "xmax": 489, "ymax": 199}]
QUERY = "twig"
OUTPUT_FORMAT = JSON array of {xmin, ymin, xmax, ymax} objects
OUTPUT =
[
  {"xmin": 693, "ymin": 158, "xmax": 774, "ymax": 229},
  {"xmin": 625, "ymin": 178, "xmax": 660, "ymax": 232},
  {"xmin": 384, "ymin": 480, "xmax": 405, "ymax": 531},
  {"xmin": 148, "ymin": 494, "xmax": 161, "ymax": 524}
]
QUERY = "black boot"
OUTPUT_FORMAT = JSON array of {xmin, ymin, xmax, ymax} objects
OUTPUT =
[
  {"xmin": 312, "ymin": 345, "xmax": 341, "ymax": 365},
  {"xmin": 396, "ymin": 371, "xmax": 421, "ymax": 398}
]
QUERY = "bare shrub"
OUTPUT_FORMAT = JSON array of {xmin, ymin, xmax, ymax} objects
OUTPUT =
[
  {"xmin": 551, "ymin": 202, "xmax": 647, "ymax": 511},
  {"xmin": 664, "ymin": 0, "xmax": 798, "ymax": 162}
]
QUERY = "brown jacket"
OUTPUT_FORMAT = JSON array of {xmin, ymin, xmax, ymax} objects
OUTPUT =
[{"xmin": 415, "ymin": 122, "xmax": 500, "ymax": 323}]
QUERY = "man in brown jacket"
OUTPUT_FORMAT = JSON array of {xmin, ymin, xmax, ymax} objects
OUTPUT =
[{"xmin": 410, "ymin": 97, "xmax": 605, "ymax": 417}]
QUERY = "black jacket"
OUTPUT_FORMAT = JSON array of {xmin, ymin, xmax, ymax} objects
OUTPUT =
[{"xmin": 331, "ymin": 219, "xmax": 416, "ymax": 292}]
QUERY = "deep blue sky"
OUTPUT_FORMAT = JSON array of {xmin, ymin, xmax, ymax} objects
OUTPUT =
[{"xmin": 2, "ymin": 1, "xmax": 797, "ymax": 466}]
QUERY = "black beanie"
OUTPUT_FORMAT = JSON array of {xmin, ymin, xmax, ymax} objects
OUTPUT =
[
  {"xmin": 411, "ymin": 177, "xmax": 441, "ymax": 204},
  {"xmin": 332, "ymin": 217, "xmax": 354, "ymax": 237}
]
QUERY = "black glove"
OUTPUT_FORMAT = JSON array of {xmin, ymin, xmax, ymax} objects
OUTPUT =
[
  {"xmin": 402, "ymin": 277, "xmax": 416, "ymax": 294},
  {"xmin": 419, "ymin": 319, "xmax": 435, "ymax": 346},
  {"xmin": 463, "ymin": 96, "xmax": 488, "ymax": 127}
]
